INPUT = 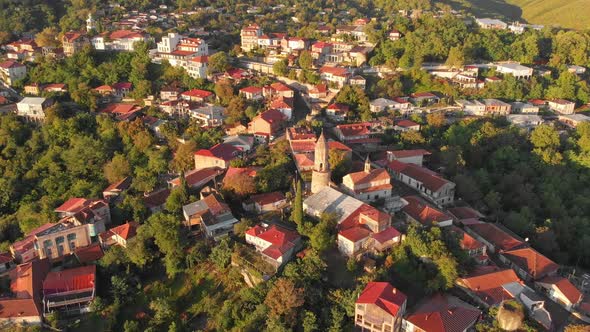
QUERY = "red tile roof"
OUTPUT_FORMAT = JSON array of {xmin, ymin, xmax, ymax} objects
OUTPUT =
[
  {"xmin": 247, "ymin": 224, "xmax": 300, "ymax": 260},
  {"xmin": 240, "ymin": 86, "xmax": 263, "ymax": 94},
  {"xmin": 109, "ymin": 30, "xmax": 145, "ymax": 39},
  {"xmin": 371, "ymin": 227, "xmax": 401, "ymax": 244},
  {"xmin": 357, "ymin": 282, "xmax": 407, "ymax": 317},
  {"xmin": 320, "ymin": 66, "xmax": 349, "ymax": 76},
  {"xmin": 459, "ymin": 268, "xmax": 522, "ymax": 306},
  {"xmin": 11, "ymin": 223, "xmax": 54, "ymax": 253},
  {"xmin": 402, "ymin": 196, "xmax": 452, "ymax": 226},
  {"xmin": 310, "ymin": 83, "xmax": 328, "ymax": 94},
  {"xmin": 194, "ymin": 143, "xmax": 241, "ymax": 161},
  {"xmin": 270, "ymin": 82, "xmax": 292, "ymax": 92},
  {"xmin": 329, "ymin": 140, "xmax": 352, "ymax": 152},
  {"xmin": 406, "ymin": 294, "xmax": 481, "ymax": 332},
  {"xmin": 109, "ymin": 221, "xmax": 139, "ymax": 241},
  {"xmin": 396, "ymin": 119, "xmax": 420, "ymax": 128},
  {"xmin": 448, "ymin": 226, "xmax": 485, "ymax": 250},
  {"xmin": 181, "ymin": 89, "xmax": 214, "ymax": 99},
  {"xmin": 250, "ymin": 191, "xmax": 286, "ymax": 206},
  {"xmin": 169, "ymin": 167, "xmax": 220, "ymax": 187},
  {"xmin": 538, "ymin": 276, "xmax": 582, "ymax": 304},
  {"xmin": 339, "ymin": 226, "xmax": 371, "ymax": 242},
  {"xmin": 11, "ymin": 259, "xmax": 51, "ymax": 300},
  {"xmin": 259, "ymin": 109, "xmax": 286, "ymax": 123},
  {"xmin": 294, "ymin": 153, "xmax": 314, "ymax": 167},
  {"xmin": 112, "ymin": 82, "xmax": 132, "ymax": 90},
  {"xmin": 0, "ymin": 298, "xmax": 42, "ymax": 319},
  {"xmin": 502, "ymin": 247, "xmax": 559, "ymax": 280},
  {"xmin": 447, "ymin": 206, "xmax": 483, "ymax": 221},
  {"xmin": 43, "ymin": 265, "xmax": 96, "ymax": 296},
  {"xmin": 327, "ymin": 103, "xmax": 350, "ymax": 111},
  {"xmin": 411, "ymin": 92, "xmax": 437, "ymax": 99},
  {"xmin": 256, "ymin": 225, "xmax": 299, "ymax": 246},
  {"xmin": 270, "ymin": 96, "xmax": 293, "ymax": 109},
  {"xmin": 191, "ymin": 55, "xmax": 208, "ymax": 63},
  {"xmin": 339, "ymin": 204, "xmax": 391, "ymax": 231},
  {"xmin": 387, "ymin": 161, "xmax": 451, "ymax": 192},
  {"xmin": 388, "ymin": 149, "xmax": 431, "ymax": 159},
  {"xmin": 55, "ymin": 198, "xmax": 89, "ymax": 213},
  {"xmin": 74, "ymin": 242, "xmax": 104, "ymax": 263},
  {"xmin": 224, "ymin": 166, "xmax": 259, "ymax": 179},
  {"xmin": 336, "ymin": 122, "xmax": 372, "ymax": 137},
  {"xmin": 465, "ymin": 223, "xmax": 525, "ymax": 252},
  {"xmin": 345, "ymin": 168, "xmax": 391, "ymax": 186},
  {"xmin": 63, "ymin": 32, "xmax": 86, "ymax": 42}
]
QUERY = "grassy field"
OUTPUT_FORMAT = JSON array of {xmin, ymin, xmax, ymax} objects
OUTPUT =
[
  {"xmin": 453, "ymin": 0, "xmax": 590, "ymax": 30},
  {"xmin": 507, "ymin": 0, "xmax": 590, "ymax": 30}
]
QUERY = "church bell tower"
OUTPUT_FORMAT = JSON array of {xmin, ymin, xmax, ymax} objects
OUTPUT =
[{"xmin": 311, "ymin": 130, "xmax": 331, "ymax": 193}]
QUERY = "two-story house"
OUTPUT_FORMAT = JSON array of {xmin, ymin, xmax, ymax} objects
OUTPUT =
[
  {"xmin": 355, "ymin": 282, "xmax": 407, "ymax": 332},
  {"xmin": 341, "ymin": 157, "xmax": 392, "ymax": 202},
  {"xmin": 0, "ymin": 60, "xmax": 27, "ymax": 86},
  {"xmin": 245, "ymin": 224, "xmax": 301, "ymax": 267},
  {"xmin": 182, "ymin": 193, "xmax": 238, "ymax": 238},
  {"xmin": 194, "ymin": 143, "xmax": 242, "ymax": 170}
]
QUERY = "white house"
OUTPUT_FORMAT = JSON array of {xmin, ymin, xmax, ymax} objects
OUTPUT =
[
  {"xmin": 245, "ymin": 224, "xmax": 300, "ymax": 267},
  {"xmin": 495, "ymin": 62, "xmax": 533, "ymax": 79},
  {"xmin": 476, "ymin": 18, "xmax": 508, "ymax": 30},
  {"xmin": 507, "ymin": 114, "xmax": 543, "ymax": 129},
  {"xmin": 0, "ymin": 60, "xmax": 27, "ymax": 86},
  {"xmin": 548, "ymin": 99, "xmax": 576, "ymax": 115},
  {"xmin": 16, "ymin": 97, "xmax": 53, "ymax": 122},
  {"xmin": 511, "ymin": 101, "xmax": 539, "ymax": 114}
]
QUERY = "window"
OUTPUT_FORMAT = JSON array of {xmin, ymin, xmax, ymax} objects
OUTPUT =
[
  {"xmin": 55, "ymin": 236, "xmax": 65, "ymax": 245},
  {"xmin": 67, "ymin": 233, "xmax": 76, "ymax": 241},
  {"xmin": 45, "ymin": 248, "xmax": 52, "ymax": 257},
  {"xmin": 43, "ymin": 239, "xmax": 53, "ymax": 248},
  {"xmin": 356, "ymin": 314, "xmax": 363, "ymax": 323}
]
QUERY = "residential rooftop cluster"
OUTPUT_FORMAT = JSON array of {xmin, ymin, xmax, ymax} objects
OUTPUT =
[{"xmin": 0, "ymin": 0, "xmax": 590, "ymax": 331}]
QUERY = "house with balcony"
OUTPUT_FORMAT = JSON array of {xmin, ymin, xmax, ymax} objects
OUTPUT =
[
  {"xmin": 355, "ymin": 282, "xmax": 407, "ymax": 332},
  {"xmin": 42, "ymin": 265, "xmax": 96, "ymax": 314},
  {"xmin": 16, "ymin": 97, "xmax": 53, "ymax": 122}
]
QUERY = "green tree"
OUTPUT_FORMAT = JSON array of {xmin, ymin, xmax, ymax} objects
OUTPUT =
[
  {"xmin": 298, "ymin": 50, "xmax": 313, "ymax": 69},
  {"xmin": 210, "ymin": 237, "xmax": 232, "ymax": 268},
  {"xmin": 171, "ymin": 141, "xmax": 196, "ymax": 172},
  {"xmin": 292, "ymin": 180, "xmax": 303, "ymax": 225},
  {"xmin": 103, "ymin": 153, "xmax": 131, "ymax": 183},
  {"xmin": 445, "ymin": 46, "xmax": 464, "ymax": 68},
  {"xmin": 302, "ymin": 311, "xmax": 318, "ymax": 332},
  {"xmin": 208, "ymin": 52, "xmax": 230, "ymax": 74},
  {"xmin": 273, "ymin": 60, "xmax": 288, "ymax": 77}
]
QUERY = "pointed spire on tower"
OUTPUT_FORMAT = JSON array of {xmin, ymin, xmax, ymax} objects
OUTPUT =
[{"xmin": 364, "ymin": 155, "xmax": 371, "ymax": 173}]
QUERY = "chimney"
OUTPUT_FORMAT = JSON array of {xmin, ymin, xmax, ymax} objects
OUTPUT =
[{"xmin": 392, "ymin": 288, "xmax": 397, "ymax": 294}]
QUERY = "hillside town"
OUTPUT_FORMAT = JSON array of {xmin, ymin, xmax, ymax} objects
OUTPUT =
[{"xmin": 1, "ymin": 1, "xmax": 590, "ymax": 331}]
